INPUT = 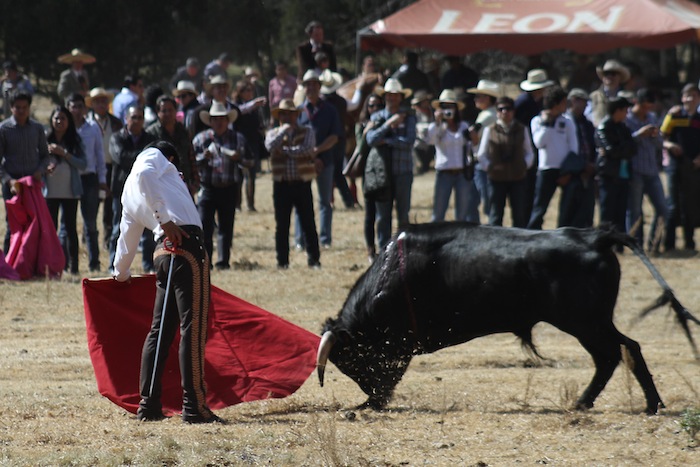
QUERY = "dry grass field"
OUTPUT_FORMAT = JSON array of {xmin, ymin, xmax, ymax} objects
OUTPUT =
[{"xmin": 1, "ymin": 164, "xmax": 699, "ymax": 466}]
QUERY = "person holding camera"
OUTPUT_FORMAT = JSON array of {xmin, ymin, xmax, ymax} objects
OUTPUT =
[
  {"xmin": 366, "ymin": 78, "xmax": 416, "ymax": 249},
  {"xmin": 527, "ymin": 86, "xmax": 579, "ymax": 230},
  {"xmin": 426, "ymin": 89, "xmax": 473, "ymax": 222},
  {"xmin": 477, "ymin": 97, "xmax": 534, "ymax": 227}
]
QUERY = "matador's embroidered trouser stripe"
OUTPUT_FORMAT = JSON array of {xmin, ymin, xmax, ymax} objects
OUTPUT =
[{"xmin": 139, "ymin": 225, "xmax": 213, "ymax": 418}]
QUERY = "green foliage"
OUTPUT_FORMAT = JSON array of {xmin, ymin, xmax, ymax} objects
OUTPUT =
[
  {"xmin": 0, "ymin": 0, "xmax": 414, "ymax": 97},
  {"xmin": 680, "ymin": 407, "xmax": 700, "ymax": 442}
]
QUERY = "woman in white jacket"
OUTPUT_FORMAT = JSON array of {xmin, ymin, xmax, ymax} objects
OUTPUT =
[{"xmin": 426, "ymin": 89, "xmax": 473, "ymax": 222}]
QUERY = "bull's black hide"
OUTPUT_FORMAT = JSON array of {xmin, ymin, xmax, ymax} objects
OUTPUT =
[{"xmin": 318, "ymin": 223, "xmax": 699, "ymax": 414}]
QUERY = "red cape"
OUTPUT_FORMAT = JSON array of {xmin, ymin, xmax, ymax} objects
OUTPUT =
[
  {"xmin": 82, "ymin": 276, "xmax": 320, "ymax": 414},
  {"xmin": 5, "ymin": 176, "xmax": 65, "ymax": 279}
]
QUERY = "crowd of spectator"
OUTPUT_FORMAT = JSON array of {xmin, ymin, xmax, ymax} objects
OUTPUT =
[{"xmin": 1, "ymin": 22, "xmax": 699, "ymax": 279}]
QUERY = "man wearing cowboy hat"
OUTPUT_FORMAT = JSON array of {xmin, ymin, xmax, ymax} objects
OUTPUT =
[
  {"xmin": 172, "ymin": 81, "xmax": 199, "ymax": 129},
  {"xmin": 187, "ymin": 75, "xmax": 238, "ymax": 139},
  {"xmin": 515, "ymin": 68, "xmax": 556, "ymax": 223},
  {"xmin": 588, "ymin": 59, "xmax": 630, "ymax": 127},
  {"xmin": 57, "ymin": 48, "xmax": 95, "ymax": 102},
  {"xmin": 320, "ymin": 68, "xmax": 356, "ymax": 210},
  {"xmin": 265, "ymin": 99, "xmax": 321, "ymax": 268},
  {"xmin": 295, "ymin": 69, "xmax": 342, "ymax": 249},
  {"xmin": 366, "ymin": 78, "xmax": 416, "ymax": 248},
  {"xmin": 467, "ymin": 80, "xmax": 501, "ymax": 223},
  {"xmin": 113, "ymin": 75, "xmax": 144, "ymax": 124},
  {"xmin": 87, "ymin": 87, "xmax": 123, "ymax": 251},
  {"xmin": 193, "ymin": 101, "xmax": 251, "ymax": 270}
]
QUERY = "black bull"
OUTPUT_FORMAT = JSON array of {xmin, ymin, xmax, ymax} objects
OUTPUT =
[{"xmin": 317, "ymin": 223, "xmax": 700, "ymax": 414}]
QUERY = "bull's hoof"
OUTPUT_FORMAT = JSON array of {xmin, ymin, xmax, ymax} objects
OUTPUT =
[
  {"xmin": 645, "ymin": 401, "xmax": 665, "ymax": 415},
  {"xmin": 355, "ymin": 397, "xmax": 389, "ymax": 411},
  {"xmin": 574, "ymin": 400, "xmax": 593, "ymax": 411}
]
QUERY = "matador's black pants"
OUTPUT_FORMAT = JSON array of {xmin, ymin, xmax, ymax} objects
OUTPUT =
[{"xmin": 138, "ymin": 225, "xmax": 213, "ymax": 419}]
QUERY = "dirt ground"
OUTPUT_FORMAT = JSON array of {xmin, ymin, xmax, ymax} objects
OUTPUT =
[{"xmin": 0, "ymin": 154, "xmax": 699, "ymax": 465}]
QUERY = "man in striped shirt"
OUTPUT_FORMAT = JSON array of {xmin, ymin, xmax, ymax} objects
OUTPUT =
[
  {"xmin": 265, "ymin": 99, "xmax": 320, "ymax": 269},
  {"xmin": 0, "ymin": 91, "xmax": 50, "ymax": 252}
]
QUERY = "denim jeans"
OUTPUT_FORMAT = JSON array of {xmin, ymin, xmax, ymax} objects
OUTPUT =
[
  {"xmin": 598, "ymin": 175, "xmax": 629, "ymax": 234},
  {"xmin": 488, "ymin": 178, "xmax": 528, "ymax": 227},
  {"xmin": 296, "ymin": 162, "xmax": 334, "ymax": 246},
  {"xmin": 2, "ymin": 181, "xmax": 12, "ymax": 252},
  {"xmin": 79, "ymin": 173, "xmax": 101, "ymax": 270},
  {"xmin": 466, "ymin": 169, "xmax": 488, "ymax": 224},
  {"xmin": 626, "ymin": 173, "xmax": 668, "ymax": 245},
  {"xmin": 527, "ymin": 169, "xmax": 561, "ymax": 230},
  {"xmin": 432, "ymin": 170, "xmax": 471, "ymax": 222},
  {"xmin": 376, "ymin": 172, "xmax": 413, "ymax": 249}
]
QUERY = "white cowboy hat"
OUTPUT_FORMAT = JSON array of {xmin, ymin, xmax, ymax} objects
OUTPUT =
[
  {"xmin": 375, "ymin": 78, "xmax": 412, "ymax": 98},
  {"xmin": 301, "ymin": 69, "xmax": 322, "ymax": 85},
  {"xmin": 271, "ymin": 98, "xmax": 301, "ymax": 120},
  {"xmin": 431, "ymin": 89, "xmax": 466, "ymax": 111},
  {"xmin": 520, "ymin": 69, "xmax": 555, "ymax": 91},
  {"xmin": 204, "ymin": 75, "xmax": 231, "ymax": 93},
  {"xmin": 467, "ymin": 80, "xmax": 501, "ymax": 98},
  {"xmin": 567, "ymin": 88, "xmax": 589, "ymax": 101},
  {"xmin": 199, "ymin": 101, "xmax": 239, "ymax": 126},
  {"xmin": 173, "ymin": 80, "xmax": 197, "ymax": 97},
  {"xmin": 57, "ymin": 48, "xmax": 96, "ymax": 65},
  {"xmin": 596, "ymin": 59, "xmax": 631, "ymax": 83},
  {"xmin": 320, "ymin": 69, "xmax": 343, "ymax": 94}
]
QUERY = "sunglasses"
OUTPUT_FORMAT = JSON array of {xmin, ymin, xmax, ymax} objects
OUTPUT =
[
  {"xmin": 497, "ymin": 107, "xmax": 513, "ymax": 112},
  {"xmin": 367, "ymin": 103, "xmax": 383, "ymax": 108}
]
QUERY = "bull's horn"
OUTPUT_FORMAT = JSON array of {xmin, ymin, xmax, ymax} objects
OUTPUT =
[{"xmin": 317, "ymin": 331, "xmax": 336, "ymax": 387}]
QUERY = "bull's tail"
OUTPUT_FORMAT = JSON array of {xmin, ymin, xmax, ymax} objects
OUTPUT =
[{"xmin": 600, "ymin": 229, "xmax": 700, "ymax": 359}]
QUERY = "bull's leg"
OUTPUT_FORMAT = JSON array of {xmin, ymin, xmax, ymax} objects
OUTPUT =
[
  {"xmin": 575, "ymin": 329, "xmax": 664, "ymax": 414},
  {"xmin": 619, "ymin": 334, "xmax": 664, "ymax": 414},
  {"xmin": 575, "ymin": 335, "xmax": 621, "ymax": 412}
]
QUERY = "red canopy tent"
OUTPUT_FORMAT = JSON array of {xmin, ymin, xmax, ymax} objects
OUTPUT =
[{"xmin": 359, "ymin": 0, "xmax": 700, "ymax": 55}]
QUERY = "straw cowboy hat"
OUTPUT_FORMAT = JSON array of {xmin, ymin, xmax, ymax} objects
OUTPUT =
[
  {"xmin": 173, "ymin": 80, "xmax": 197, "ymax": 97},
  {"xmin": 57, "ymin": 48, "xmax": 96, "ymax": 65},
  {"xmin": 520, "ymin": 69, "xmax": 554, "ymax": 91},
  {"xmin": 467, "ymin": 80, "xmax": 501, "ymax": 98},
  {"xmin": 199, "ymin": 101, "xmax": 239, "ymax": 126},
  {"xmin": 596, "ymin": 59, "xmax": 631, "ymax": 83},
  {"xmin": 567, "ymin": 88, "xmax": 590, "ymax": 101},
  {"xmin": 410, "ymin": 89, "xmax": 432, "ymax": 105},
  {"xmin": 431, "ymin": 89, "xmax": 466, "ymax": 111},
  {"xmin": 85, "ymin": 87, "xmax": 113, "ymax": 107},
  {"xmin": 320, "ymin": 69, "xmax": 343, "ymax": 94},
  {"xmin": 271, "ymin": 98, "xmax": 300, "ymax": 120},
  {"xmin": 375, "ymin": 78, "xmax": 412, "ymax": 98}
]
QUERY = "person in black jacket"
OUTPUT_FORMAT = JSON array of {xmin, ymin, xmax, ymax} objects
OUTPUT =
[{"xmin": 595, "ymin": 96, "xmax": 635, "ymax": 236}]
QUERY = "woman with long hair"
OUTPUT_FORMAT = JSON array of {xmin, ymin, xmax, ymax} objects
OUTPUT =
[
  {"xmin": 44, "ymin": 106, "xmax": 87, "ymax": 275},
  {"xmin": 232, "ymin": 79, "xmax": 266, "ymax": 211}
]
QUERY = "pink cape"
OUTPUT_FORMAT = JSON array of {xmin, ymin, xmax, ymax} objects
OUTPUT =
[
  {"xmin": 0, "ymin": 250, "xmax": 19, "ymax": 280},
  {"xmin": 82, "ymin": 276, "xmax": 320, "ymax": 415},
  {"xmin": 5, "ymin": 176, "xmax": 65, "ymax": 279}
]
